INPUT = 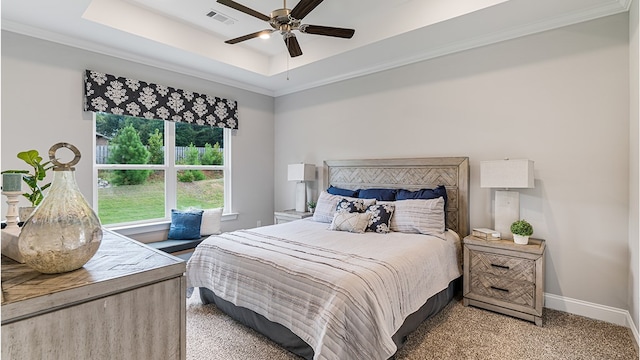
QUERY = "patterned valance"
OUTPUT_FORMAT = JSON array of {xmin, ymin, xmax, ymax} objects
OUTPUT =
[{"xmin": 83, "ymin": 70, "xmax": 238, "ymax": 129}]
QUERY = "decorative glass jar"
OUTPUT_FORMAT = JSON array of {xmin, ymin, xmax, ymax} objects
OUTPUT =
[{"xmin": 18, "ymin": 143, "xmax": 102, "ymax": 273}]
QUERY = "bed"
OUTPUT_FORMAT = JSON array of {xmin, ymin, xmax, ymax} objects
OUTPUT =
[{"xmin": 186, "ymin": 157, "xmax": 469, "ymax": 360}]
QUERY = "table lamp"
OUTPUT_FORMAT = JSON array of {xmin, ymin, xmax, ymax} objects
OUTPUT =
[
  {"xmin": 288, "ymin": 163, "xmax": 315, "ymax": 212},
  {"xmin": 480, "ymin": 159, "xmax": 534, "ymax": 240}
]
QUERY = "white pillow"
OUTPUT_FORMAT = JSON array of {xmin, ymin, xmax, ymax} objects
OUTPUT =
[
  {"xmin": 312, "ymin": 191, "xmax": 376, "ymax": 223},
  {"xmin": 200, "ymin": 208, "xmax": 223, "ymax": 236},
  {"xmin": 390, "ymin": 198, "xmax": 445, "ymax": 237},
  {"xmin": 328, "ymin": 212, "xmax": 371, "ymax": 233}
]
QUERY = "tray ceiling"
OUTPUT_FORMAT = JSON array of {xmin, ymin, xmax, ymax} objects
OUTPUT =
[{"xmin": 1, "ymin": 0, "xmax": 631, "ymax": 96}]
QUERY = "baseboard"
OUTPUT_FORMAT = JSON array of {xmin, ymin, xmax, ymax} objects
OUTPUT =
[{"xmin": 545, "ymin": 293, "xmax": 639, "ymax": 348}]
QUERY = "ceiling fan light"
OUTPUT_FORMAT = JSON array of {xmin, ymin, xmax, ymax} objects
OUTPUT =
[{"xmin": 259, "ymin": 33, "xmax": 271, "ymax": 39}]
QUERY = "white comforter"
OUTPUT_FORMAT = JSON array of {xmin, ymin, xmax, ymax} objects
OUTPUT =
[{"xmin": 186, "ymin": 219, "xmax": 462, "ymax": 360}]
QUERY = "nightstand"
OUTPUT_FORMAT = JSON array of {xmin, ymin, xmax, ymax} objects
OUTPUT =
[
  {"xmin": 463, "ymin": 235, "xmax": 546, "ymax": 326},
  {"xmin": 274, "ymin": 209, "xmax": 313, "ymax": 224}
]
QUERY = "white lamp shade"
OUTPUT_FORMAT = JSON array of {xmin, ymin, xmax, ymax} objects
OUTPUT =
[
  {"xmin": 480, "ymin": 159, "xmax": 534, "ymax": 189},
  {"xmin": 288, "ymin": 163, "xmax": 315, "ymax": 182}
]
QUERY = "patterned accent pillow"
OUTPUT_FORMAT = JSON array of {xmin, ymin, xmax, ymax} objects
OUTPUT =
[
  {"xmin": 390, "ymin": 197, "xmax": 445, "ymax": 237},
  {"xmin": 313, "ymin": 191, "xmax": 376, "ymax": 223},
  {"xmin": 365, "ymin": 203, "xmax": 395, "ymax": 233},
  {"xmin": 328, "ymin": 212, "xmax": 372, "ymax": 233},
  {"xmin": 336, "ymin": 198, "xmax": 368, "ymax": 213}
]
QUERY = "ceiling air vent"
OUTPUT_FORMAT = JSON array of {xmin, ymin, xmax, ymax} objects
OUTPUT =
[{"xmin": 206, "ymin": 10, "xmax": 235, "ymax": 25}]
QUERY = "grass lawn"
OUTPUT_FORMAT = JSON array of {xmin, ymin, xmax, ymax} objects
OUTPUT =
[{"xmin": 98, "ymin": 178, "xmax": 224, "ymax": 225}]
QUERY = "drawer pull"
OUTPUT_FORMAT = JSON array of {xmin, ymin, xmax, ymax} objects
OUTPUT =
[
  {"xmin": 491, "ymin": 263, "xmax": 510, "ymax": 270},
  {"xmin": 491, "ymin": 286, "xmax": 510, "ymax": 293}
]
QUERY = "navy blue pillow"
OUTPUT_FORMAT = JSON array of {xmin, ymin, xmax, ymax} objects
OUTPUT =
[
  {"xmin": 327, "ymin": 185, "xmax": 359, "ymax": 197},
  {"xmin": 396, "ymin": 185, "xmax": 448, "ymax": 207},
  {"xmin": 168, "ymin": 209, "xmax": 204, "ymax": 240},
  {"xmin": 358, "ymin": 188, "xmax": 397, "ymax": 201}
]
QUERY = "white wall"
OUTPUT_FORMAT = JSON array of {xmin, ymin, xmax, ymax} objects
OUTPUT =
[
  {"xmin": 1, "ymin": 31, "xmax": 276, "ymax": 233},
  {"xmin": 275, "ymin": 14, "xmax": 630, "ymax": 310},
  {"xmin": 629, "ymin": 0, "xmax": 640, "ymax": 340}
]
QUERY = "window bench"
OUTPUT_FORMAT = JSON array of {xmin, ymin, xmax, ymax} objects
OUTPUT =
[{"xmin": 147, "ymin": 237, "xmax": 207, "ymax": 261}]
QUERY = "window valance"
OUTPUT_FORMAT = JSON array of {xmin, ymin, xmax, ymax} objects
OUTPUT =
[{"xmin": 84, "ymin": 70, "xmax": 238, "ymax": 130}]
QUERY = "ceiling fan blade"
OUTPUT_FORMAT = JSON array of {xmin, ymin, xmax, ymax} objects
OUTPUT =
[
  {"xmin": 299, "ymin": 25, "xmax": 355, "ymax": 39},
  {"xmin": 283, "ymin": 33, "xmax": 303, "ymax": 57},
  {"xmin": 217, "ymin": 0, "xmax": 270, "ymax": 22},
  {"xmin": 225, "ymin": 30, "xmax": 273, "ymax": 44},
  {"xmin": 290, "ymin": 0, "xmax": 323, "ymax": 20}
]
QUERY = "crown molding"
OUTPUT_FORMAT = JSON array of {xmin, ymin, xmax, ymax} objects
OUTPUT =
[
  {"xmin": 273, "ymin": 0, "xmax": 630, "ymax": 96},
  {"xmin": 1, "ymin": 20, "xmax": 276, "ymax": 97}
]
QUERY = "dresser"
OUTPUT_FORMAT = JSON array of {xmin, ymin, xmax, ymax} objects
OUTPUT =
[
  {"xmin": 274, "ymin": 209, "xmax": 313, "ymax": 224},
  {"xmin": 1, "ymin": 229, "xmax": 186, "ymax": 360},
  {"xmin": 463, "ymin": 235, "xmax": 546, "ymax": 326}
]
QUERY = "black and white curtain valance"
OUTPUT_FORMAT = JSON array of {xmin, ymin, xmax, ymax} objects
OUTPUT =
[{"xmin": 84, "ymin": 69, "xmax": 238, "ymax": 130}]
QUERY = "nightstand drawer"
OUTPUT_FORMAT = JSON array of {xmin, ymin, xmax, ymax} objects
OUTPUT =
[
  {"xmin": 469, "ymin": 250, "xmax": 535, "ymax": 283},
  {"xmin": 469, "ymin": 272, "xmax": 535, "ymax": 307}
]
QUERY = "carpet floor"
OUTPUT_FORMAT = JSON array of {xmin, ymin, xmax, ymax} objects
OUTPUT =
[{"xmin": 186, "ymin": 290, "xmax": 638, "ymax": 360}]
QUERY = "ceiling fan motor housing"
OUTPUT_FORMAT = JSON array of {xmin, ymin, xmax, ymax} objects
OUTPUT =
[
  {"xmin": 218, "ymin": 0, "xmax": 355, "ymax": 57},
  {"xmin": 270, "ymin": 8, "xmax": 300, "ymax": 33}
]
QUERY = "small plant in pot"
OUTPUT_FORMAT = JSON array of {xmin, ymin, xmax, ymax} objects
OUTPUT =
[
  {"xmin": 1, "ymin": 149, "xmax": 53, "ymax": 221},
  {"xmin": 510, "ymin": 219, "xmax": 533, "ymax": 245},
  {"xmin": 307, "ymin": 200, "xmax": 317, "ymax": 213}
]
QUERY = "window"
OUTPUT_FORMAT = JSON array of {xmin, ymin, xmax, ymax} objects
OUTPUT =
[{"xmin": 93, "ymin": 113, "xmax": 230, "ymax": 226}]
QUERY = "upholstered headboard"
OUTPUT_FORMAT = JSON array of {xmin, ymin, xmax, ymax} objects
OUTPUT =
[{"xmin": 323, "ymin": 157, "xmax": 469, "ymax": 237}]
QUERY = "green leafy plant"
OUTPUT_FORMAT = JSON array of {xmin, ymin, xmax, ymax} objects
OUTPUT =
[
  {"xmin": 307, "ymin": 200, "xmax": 316, "ymax": 209},
  {"xmin": 1, "ymin": 149, "xmax": 53, "ymax": 206},
  {"xmin": 510, "ymin": 219, "xmax": 533, "ymax": 236}
]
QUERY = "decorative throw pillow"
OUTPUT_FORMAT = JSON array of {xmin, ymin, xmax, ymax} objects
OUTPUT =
[
  {"xmin": 390, "ymin": 198, "xmax": 445, "ymax": 237},
  {"xmin": 200, "ymin": 208, "xmax": 223, "ymax": 236},
  {"xmin": 327, "ymin": 185, "xmax": 359, "ymax": 197},
  {"xmin": 168, "ymin": 209, "xmax": 204, "ymax": 240},
  {"xmin": 313, "ymin": 191, "xmax": 376, "ymax": 223},
  {"xmin": 358, "ymin": 188, "xmax": 397, "ymax": 201},
  {"xmin": 336, "ymin": 198, "xmax": 367, "ymax": 213},
  {"xmin": 365, "ymin": 203, "xmax": 395, "ymax": 233},
  {"xmin": 396, "ymin": 185, "xmax": 448, "ymax": 226},
  {"xmin": 328, "ymin": 212, "xmax": 371, "ymax": 233}
]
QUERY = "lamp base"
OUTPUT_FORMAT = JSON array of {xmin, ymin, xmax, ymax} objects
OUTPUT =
[
  {"xmin": 494, "ymin": 190, "xmax": 519, "ymax": 240},
  {"xmin": 295, "ymin": 182, "xmax": 307, "ymax": 213}
]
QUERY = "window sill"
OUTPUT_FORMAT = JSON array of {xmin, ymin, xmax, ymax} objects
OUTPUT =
[{"xmin": 106, "ymin": 212, "xmax": 238, "ymax": 237}]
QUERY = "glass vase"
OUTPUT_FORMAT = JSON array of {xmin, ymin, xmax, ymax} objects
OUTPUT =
[{"xmin": 18, "ymin": 143, "xmax": 102, "ymax": 274}]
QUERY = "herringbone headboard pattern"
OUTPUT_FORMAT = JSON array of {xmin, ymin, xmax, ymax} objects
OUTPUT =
[{"xmin": 324, "ymin": 157, "xmax": 469, "ymax": 236}]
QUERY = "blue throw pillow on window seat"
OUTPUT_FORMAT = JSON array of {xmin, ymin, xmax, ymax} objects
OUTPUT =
[{"xmin": 168, "ymin": 209, "xmax": 204, "ymax": 240}]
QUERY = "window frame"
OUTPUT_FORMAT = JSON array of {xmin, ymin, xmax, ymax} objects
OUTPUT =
[{"xmin": 92, "ymin": 114, "xmax": 233, "ymax": 229}]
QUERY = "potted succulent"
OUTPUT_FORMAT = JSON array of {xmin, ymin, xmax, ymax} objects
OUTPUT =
[
  {"xmin": 307, "ymin": 200, "xmax": 317, "ymax": 213},
  {"xmin": 510, "ymin": 219, "xmax": 533, "ymax": 245},
  {"xmin": 1, "ymin": 149, "xmax": 53, "ymax": 220}
]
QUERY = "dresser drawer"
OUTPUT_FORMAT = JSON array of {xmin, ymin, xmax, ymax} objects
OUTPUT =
[
  {"xmin": 469, "ymin": 272, "xmax": 535, "ymax": 307},
  {"xmin": 469, "ymin": 249, "xmax": 535, "ymax": 282}
]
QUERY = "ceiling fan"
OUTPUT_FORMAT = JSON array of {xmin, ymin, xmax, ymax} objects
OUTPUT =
[{"xmin": 217, "ymin": 0, "xmax": 355, "ymax": 57}]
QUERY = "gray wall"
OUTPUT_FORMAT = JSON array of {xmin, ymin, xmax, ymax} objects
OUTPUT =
[
  {"xmin": 629, "ymin": 0, "xmax": 639, "ymax": 337},
  {"xmin": 275, "ymin": 14, "xmax": 631, "ymax": 310},
  {"xmin": 1, "ymin": 31, "xmax": 276, "ymax": 233}
]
